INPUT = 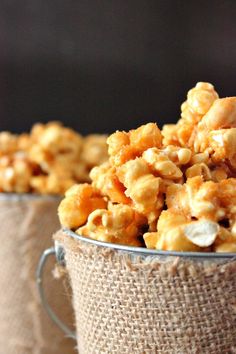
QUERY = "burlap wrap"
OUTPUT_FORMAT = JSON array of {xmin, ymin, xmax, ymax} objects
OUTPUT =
[
  {"xmin": 0, "ymin": 195, "xmax": 75, "ymax": 354},
  {"xmin": 55, "ymin": 230, "xmax": 236, "ymax": 354}
]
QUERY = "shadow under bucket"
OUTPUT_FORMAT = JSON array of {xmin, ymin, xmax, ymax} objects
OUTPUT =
[
  {"xmin": 0, "ymin": 194, "xmax": 75, "ymax": 354},
  {"xmin": 41, "ymin": 228, "xmax": 236, "ymax": 354}
]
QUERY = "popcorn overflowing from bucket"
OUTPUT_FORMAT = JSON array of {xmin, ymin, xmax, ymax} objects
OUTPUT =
[{"xmin": 58, "ymin": 82, "xmax": 236, "ymax": 252}]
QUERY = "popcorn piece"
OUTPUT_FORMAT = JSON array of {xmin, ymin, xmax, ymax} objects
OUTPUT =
[
  {"xmin": 30, "ymin": 124, "xmax": 75, "ymax": 179},
  {"xmin": 208, "ymin": 128, "xmax": 236, "ymax": 163},
  {"xmin": 214, "ymin": 243, "xmax": 236, "ymax": 252},
  {"xmin": 117, "ymin": 158, "xmax": 163, "ymax": 223},
  {"xmin": 148, "ymin": 210, "xmax": 201, "ymax": 252},
  {"xmin": 166, "ymin": 183, "xmax": 190, "ymax": 216},
  {"xmin": 218, "ymin": 179, "xmax": 236, "ymax": 219},
  {"xmin": 182, "ymin": 82, "xmax": 219, "ymax": 119},
  {"xmin": 185, "ymin": 163, "xmax": 211, "ymax": 180},
  {"xmin": 162, "ymin": 124, "xmax": 180, "ymax": 146},
  {"xmin": 231, "ymin": 222, "xmax": 236, "ymax": 236},
  {"xmin": 213, "ymin": 228, "xmax": 236, "ymax": 252},
  {"xmin": 32, "ymin": 122, "xmax": 83, "ymax": 157},
  {"xmin": 146, "ymin": 145, "xmax": 192, "ymax": 166},
  {"xmin": 78, "ymin": 203, "xmax": 145, "ymax": 246},
  {"xmin": 162, "ymin": 121, "xmax": 194, "ymax": 147},
  {"xmin": 29, "ymin": 122, "xmax": 83, "ymax": 174},
  {"xmin": 143, "ymin": 232, "xmax": 158, "ymax": 249},
  {"xmin": 30, "ymin": 122, "xmax": 109, "ymax": 188},
  {"xmin": 17, "ymin": 133, "xmax": 32, "ymax": 151},
  {"xmin": 163, "ymin": 82, "xmax": 219, "ymax": 147},
  {"xmin": 183, "ymin": 220, "xmax": 219, "ymax": 247},
  {"xmin": 90, "ymin": 162, "xmax": 130, "ymax": 204},
  {"xmin": 107, "ymin": 131, "xmax": 130, "ymax": 156},
  {"xmin": 166, "ymin": 177, "xmax": 218, "ymax": 220},
  {"xmin": 155, "ymin": 226, "xmax": 201, "ymax": 252},
  {"xmin": 0, "ymin": 132, "xmax": 18, "ymax": 156},
  {"xmin": 0, "ymin": 154, "xmax": 33, "ymax": 193},
  {"xmin": 213, "ymin": 226, "xmax": 236, "ymax": 249},
  {"xmin": 90, "ymin": 161, "xmax": 110, "ymax": 189},
  {"xmin": 117, "ymin": 157, "xmax": 150, "ymax": 184},
  {"xmin": 127, "ymin": 174, "xmax": 163, "ymax": 222},
  {"xmin": 176, "ymin": 148, "xmax": 192, "ymax": 165},
  {"xmin": 110, "ymin": 145, "xmax": 138, "ymax": 167},
  {"xmin": 58, "ymin": 184, "xmax": 107, "ymax": 229},
  {"xmin": 211, "ymin": 166, "xmax": 228, "ymax": 182},
  {"xmin": 142, "ymin": 148, "xmax": 183, "ymax": 179},
  {"xmin": 157, "ymin": 208, "xmax": 189, "ymax": 232},
  {"xmin": 198, "ymin": 97, "xmax": 236, "ymax": 131},
  {"xmin": 107, "ymin": 131, "xmax": 137, "ymax": 166},
  {"xmin": 194, "ymin": 97, "xmax": 236, "ymax": 152},
  {"xmin": 190, "ymin": 151, "xmax": 210, "ymax": 165},
  {"xmin": 108, "ymin": 123, "xmax": 162, "ymax": 166},
  {"xmin": 129, "ymin": 123, "xmax": 162, "ymax": 152},
  {"xmin": 80, "ymin": 134, "xmax": 108, "ymax": 168},
  {"xmin": 167, "ymin": 177, "xmax": 236, "ymax": 222}
]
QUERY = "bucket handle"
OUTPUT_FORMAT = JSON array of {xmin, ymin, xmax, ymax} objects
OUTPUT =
[{"xmin": 36, "ymin": 245, "xmax": 76, "ymax": 340}]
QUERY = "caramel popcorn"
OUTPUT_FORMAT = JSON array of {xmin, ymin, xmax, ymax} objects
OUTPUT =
[
  {"xmin": 0, "ymin": 154, "xmax": 33, "ymax": 193},
  {"xmin": 58, "ymin": 184, "xmax": 107, "ymax": 229},
  {"xmin": 81, "ymin": 134, "xmax": 109, "ymax": 168},
  {"xmin": 144, "ymin": 210, "xmax": 202, "ymax": 252},
  {"xmin": 0, "ymin": 132, "xmax": 18, "ymax": 156},
  {"xmin": 142, "ymin": 148, "xmax": 183, "ymax": 179},
  {"xmin": 58, "ymin": 82, "xmax": 236, "ymax": 252},
  {"xmin": 162, "ymin": 82, "xmax": 219, "ymax": 147},
  {"xmin": 78, "ymin": 203, "xmax": 145, "ymax": 246},
  {"xmin": 107, "ymin": 123, "xmax": 162, "ymax": 166},
  {"xmin": 116, "ymin": 157, "xmax": 163, "ymax": 224},
  {"xmin": 194, "ymin": 97, "xmax": 236, "ymax": 153},
  {"xmin": 0, "ymin": 122, "xmax": 108, "ymax": 194},
  {"xmin": 90, "ymin": 162, "xmax": 131, "ymax": 204},
  {"xmin": 167, "ymin": 177, "xmax": 236, "ymax": 222}
]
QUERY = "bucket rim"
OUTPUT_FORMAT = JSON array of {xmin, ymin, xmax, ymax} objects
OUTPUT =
[
  {"xmin": 63, "ymin": 228, "xmax": 236, "ymax": 259},
  {"xmin": 0, "ymin": 192, "xmax": 61, "ymax": 201}
]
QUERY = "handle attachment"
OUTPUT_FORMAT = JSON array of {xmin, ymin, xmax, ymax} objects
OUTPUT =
[{"xmin": 36, "ymin": 244, "xmax": 76, "ymax": 340}]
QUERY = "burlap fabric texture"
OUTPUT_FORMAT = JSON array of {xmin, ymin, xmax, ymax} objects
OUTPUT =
[
  {"xmin": 55, "ymin": 229, "xmax": 236, "ymax": 354},
  {"xmin": 0, "ymin": 194, "xmax": 75, "ymax": 354}
]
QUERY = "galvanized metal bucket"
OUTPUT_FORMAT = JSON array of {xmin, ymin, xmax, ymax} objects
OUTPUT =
[{"xmin": 38, "ymin": 228, "xmax": 236, "ymax": 354}]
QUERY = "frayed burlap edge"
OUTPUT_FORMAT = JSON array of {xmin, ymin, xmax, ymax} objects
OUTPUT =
[{"xmin": 54, "ymin": 229, "xmax": 236, "ymax": 279}]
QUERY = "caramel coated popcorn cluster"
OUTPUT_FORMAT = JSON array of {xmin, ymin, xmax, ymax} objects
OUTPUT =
[
  {"xmin": 58, "ymin": 82, "xmax": 236, "ymax": 252},
  {"xmin": 0, "ymin": 122, "xmax": 108, "ymax": 194}
]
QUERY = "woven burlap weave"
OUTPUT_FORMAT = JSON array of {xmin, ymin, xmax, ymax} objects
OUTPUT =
[
  {"xmin": 55, "ymin": 230, "xmax": 236, "ymax": 354},
  {"xmin": 0, "ymin": 195, "xmax": 75, "ymax": 354}
]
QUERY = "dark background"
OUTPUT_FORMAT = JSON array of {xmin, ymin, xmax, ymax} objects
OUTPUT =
[{"xmin": 1, "ymin": 0, "xmax": 236, "ymax": 135}]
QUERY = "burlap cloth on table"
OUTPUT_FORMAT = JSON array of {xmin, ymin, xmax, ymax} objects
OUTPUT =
[
  {"xmin": 55, "ymin": 230, "xmax": 236, "ymax": 354},
  {"xmin": 0, "ymin": 195, "xmax": 75, "ymax": 354}
]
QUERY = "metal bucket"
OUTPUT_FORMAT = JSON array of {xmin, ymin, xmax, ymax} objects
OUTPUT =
[
  {"xmin": 38, "ymin": 228, "xmax": 236, "ymax": 354},
  {"xmin": 0, "ymin": 194, "xmax": 74, "ymax": 354}
]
